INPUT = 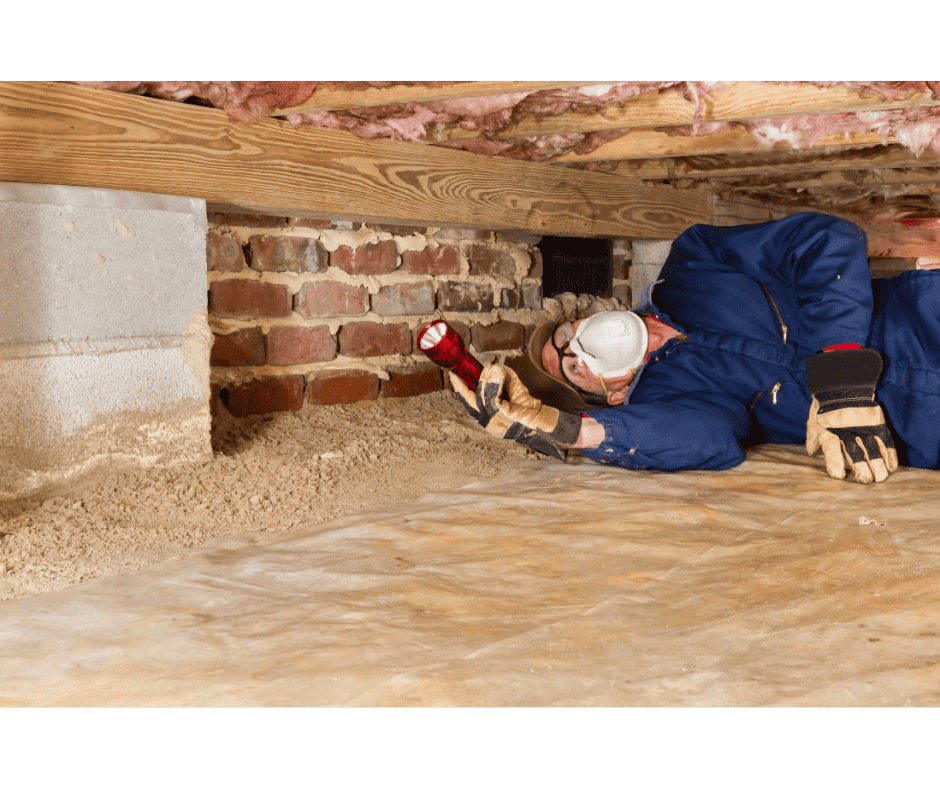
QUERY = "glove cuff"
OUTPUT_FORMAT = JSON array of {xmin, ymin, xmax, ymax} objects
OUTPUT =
[
  {"xmin": 551, "ymin": 409, "xmax": 583, "ymax": 447},
  {"xmin": 806, "ymin": 347, "xmax": 883, "ymax": 403}
]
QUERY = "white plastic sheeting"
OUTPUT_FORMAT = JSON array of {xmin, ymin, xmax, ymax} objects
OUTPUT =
[{"xmin": 0, "ymin": 444, "xmax": 938, "ymax": 707}]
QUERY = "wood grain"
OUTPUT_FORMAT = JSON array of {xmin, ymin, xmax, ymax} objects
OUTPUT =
[
  {"xmin": 437, "ymin": 82, "xmax": 940, "ymax": 141},
  {"xmin": 0, "ymin": 82, "xmax": 711, "ymax": 239},
  {"xmin": 555, "ymin": 126, "xmax": 894, "ymax": 163},
  {"xmin": 271, "ymin": 81, "xmax": 610, "ymax": 114}
]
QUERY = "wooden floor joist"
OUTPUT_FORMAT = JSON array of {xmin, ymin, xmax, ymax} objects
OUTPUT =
[
  {"xmin": 0, "ymin": 81, "xmax": 710, "ymax": 239},
  {"xmin": 270, "ymin": 81, "xmax": 611, "ymax": 115},
  {"xmin": 437, "ymin": 82, "xmax": 940, "ymax": 142}
]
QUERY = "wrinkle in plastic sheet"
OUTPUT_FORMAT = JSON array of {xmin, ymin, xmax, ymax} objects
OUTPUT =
[{"xmin": 0, "ymin": 445, "xmax": 938, "ymax": 707}]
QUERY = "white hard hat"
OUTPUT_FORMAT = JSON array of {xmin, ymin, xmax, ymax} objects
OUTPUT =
[{"xmin": 568, "ymin": 310, "xmax": 648, "ymax": 378}]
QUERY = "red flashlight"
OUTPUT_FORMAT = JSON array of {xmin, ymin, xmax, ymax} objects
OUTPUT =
[{"xmin": 418, "ymin": 319, "xmax": 483, "ymax": 390}]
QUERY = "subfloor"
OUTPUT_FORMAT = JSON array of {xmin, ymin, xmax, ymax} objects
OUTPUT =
[{"xmin": 1, "ymin": 394, "xmax": 938, "ymax": 706}]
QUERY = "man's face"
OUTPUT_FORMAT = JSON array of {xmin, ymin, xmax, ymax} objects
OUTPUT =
[{"xmin": 540, "ymin": 320, "xmax": 637, "ymax": 403}]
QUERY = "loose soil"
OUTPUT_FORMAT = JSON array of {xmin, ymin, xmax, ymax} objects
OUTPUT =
[{"xmin": 0, "ymin": 392, "xmax": 540, "ymax": 600}]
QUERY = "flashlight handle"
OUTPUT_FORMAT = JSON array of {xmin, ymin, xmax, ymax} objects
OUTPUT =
[{"xmin": 417, "ymin": 320, "xmax": 484, "ymax": 390}]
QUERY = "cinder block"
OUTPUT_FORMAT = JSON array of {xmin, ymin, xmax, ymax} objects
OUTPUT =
[
  {"xmin": 0, "ymin": 183, "xmax": 211, "ymax": 498},
  {"xmin": 631, "ymin": 240, "xmax": 673, "ymax": 308}
]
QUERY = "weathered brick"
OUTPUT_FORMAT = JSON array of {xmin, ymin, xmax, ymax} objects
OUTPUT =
[
  {"xmin": 521, "ymin": 281, "xmax": 543, "ymax": 309},
  {"xmin": 222, "ymin": 375, "xmax": 305, "ymax": 417},
  {"xmin": 208, "ymin": 211, "xmax": 286, "ymax": 229},
  {"xmin": 612, "ymin": 249, "xmax": 632, "ymax": 281},
  {"xmin": 206, "ymin": 230, "xmax": 246, "ymax": 272},
  {"xmin": 437, "ymin": 281, "xmax": 493, "ymax": 312},
  {"xmin": 471, "ymin": 321, "xmax": 525, "ymax": 352},
  {"xmin": 287, "ymin": 216, "xmax": 332, "ymax": 229},
  {"xmin": 381, "ymin": 364, "xmax": 443, "ymax": 398},
  {"xmin": 247, "ymin": 235, "xmax": 327, "ymax": 273},
  {"xmin": 294, "ymin": 281, "xmax": 368, "ymax": 318},
  {"xmin": 400, "ymin": 246, "xmax": 459, "ymax": 275},
  {"xmin": 209, "ymin": 280, "xmax": 293, "ymax": 319},
  {"xmin": 612, "ymin": 281, "xmax": 632, "ymax": 305},
  {"xmin": 307, "ymin": 370, "xmax": 380, "ymax": 405},
  {"xmin": 527, "ymin": 247, "xmax": 543, "ymax": 279},
  {"xmin": 331, "ymin": 240, "xmax": 398, "ymax": 275},
  {"xmin": 265, "ymin": 325, "xmax": 336, "ymax": 366},
  {"xmin": 210, "ymin": 327, "xmax": 266, "ymax": 367},
  {"xmin": 371, "ymin": 281, "xmax": 435, "ymax": 316},
  {"xmin": 339, "ymin": 322, "xmax": 411, "ymax": 357},
  {"xmin": 466, "ymin": 244, "xmax": 516, "ymax": 278},
  {"xmin": 500, "ymin": 288, "xmax": 521, "ymax": 309}
]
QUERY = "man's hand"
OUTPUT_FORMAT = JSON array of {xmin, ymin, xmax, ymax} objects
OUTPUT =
[
  {"xmin": 805, "ymin": 348, "xmax": 899, "ymax": 483},
  {"xmin": 450, "ymin": 364, "xmax": 581, "ymax": 461}
]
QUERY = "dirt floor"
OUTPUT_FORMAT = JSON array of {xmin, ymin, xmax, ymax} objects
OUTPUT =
[{"xmin": 0, "ymin": 392, "xmax": 538, "ymax": 600}]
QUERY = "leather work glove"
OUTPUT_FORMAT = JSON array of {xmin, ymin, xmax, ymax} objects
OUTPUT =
[
  {"xmin": 805, "ymin": 348, "xmax": 899, "ymax": 483},
  {"xmin": 450, "ymin": 364, "xmax": 581, "ymax": 462}
]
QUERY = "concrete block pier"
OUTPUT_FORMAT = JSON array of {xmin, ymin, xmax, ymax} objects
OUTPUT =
[{"xmin": 0, "ymin": 183, "xmax": 211, "ymax": 499}]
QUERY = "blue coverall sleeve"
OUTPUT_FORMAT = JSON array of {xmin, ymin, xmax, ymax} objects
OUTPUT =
[
  {"xmin": 579, "ymin": 400, "xmax": 747, "ymax": 472},
  {"xmin": 666, "ymin": 212, "xmax": 873, "ymax": 350}
]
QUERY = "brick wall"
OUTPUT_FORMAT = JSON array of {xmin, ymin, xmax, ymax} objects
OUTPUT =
[{"xmin": 206, "ymin": 213, "xmax": 563, "ymax": 417}]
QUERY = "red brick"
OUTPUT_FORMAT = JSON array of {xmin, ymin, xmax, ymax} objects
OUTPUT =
[
  {"xmin": 294, "ymin": 281, "xmax": 368, "ymax": 318},
  {"xmin": 265, "ymin": 325, "xmax": 336, "ymax": 366},
  {"xmin": 222, "ymin": 375, "xmax": 304, "ymax": 417},
  {"xmin": 339, "ymin": 322, "xmax": 411, "ymax": 357},
  {"xmin": 381, "ymin": 364, "xmax": 443, "ymax": 398},
  {"xmin": 331, "ymin": 240, "xmax": 398, "ymax": 275},
  {"xmin": 437, "ymin": 281, "xmax": 494, "ymax": 312},
  {"xmin": 471, "ymin": 321, "xmax": 525, "ymax": 351},
  {"xmin": 247, "ymin": 235, "xmax": 327, "ymax": 273},
  {"xmin": 466, "ymin": 244, "xmax": 517, "ymax": 278},
  {"xmin": 371, "ymin": 281, "xmax": 435, "ymax": 316},
  {"xmin": 206, "ymin": 230, "xmax": 246, "ymax": 272},
  {"xmin": 400, "ymin": 246, "xmax": 459, "ymax": 275},
  {"xmin": 210, "ymin": 328, "xmax": 266, "ymax": 367},
  {"xmin": 496, "ymin": 231, "xmax": 542, "ymax": 245},
  {"xmin": 209, "ymin": 280, "xmax": 293, "ymax": 319},
  {"xmin": 307, "ymin": 370, "xmax": 380, "ymax": 405},
  {"xmin": 208, "ymin": 211, "xmax": 286, "ymax": 229}
]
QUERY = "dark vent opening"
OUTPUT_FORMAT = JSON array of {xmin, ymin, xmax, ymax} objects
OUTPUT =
[{"xmin": 537, "ymin": 236, "xmax": 612, "ymax": 298}]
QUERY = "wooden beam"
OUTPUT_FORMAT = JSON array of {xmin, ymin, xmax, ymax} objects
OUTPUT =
[
  {"xmin": 554, "ymin": 126, "xmax": 895, "ymax": 163},
  {"xmin": 599, "ymin": 144, "xmax": 940, "ymax": 181},
  {"xmin": 270, "ymin": 81, "xmax": 611, "ymax": 115},
  {"xmin": 437, "ymin": 81, "xmax": 940, "ymax": 142},
  {"xmin": 0, "ymin": 81, "xmax": 709, "ymax": 239}
]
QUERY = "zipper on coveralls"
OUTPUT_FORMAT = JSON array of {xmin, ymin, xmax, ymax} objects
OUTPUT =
[
  {"xmin": 760, "ymin": 282, "xmax": 789, "ymax": 344},
  {"xmin": 749, "ymin": 381, "xmax": 783, "ymax": 410}
]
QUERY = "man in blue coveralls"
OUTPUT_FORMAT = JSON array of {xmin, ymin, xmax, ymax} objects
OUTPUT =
[{"xmin": 451, "ymin": 212, "xmax": 940, "ymax": 484}]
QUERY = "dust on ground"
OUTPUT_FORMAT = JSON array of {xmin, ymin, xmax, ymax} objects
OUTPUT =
[{"xmin": 0, "ymin": 392, "xmax": 542, "ymax": 600}]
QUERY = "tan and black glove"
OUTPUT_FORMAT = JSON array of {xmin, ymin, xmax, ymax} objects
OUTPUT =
[
  {"xmin": 450, "ymin": 364, "xmax": 581, "ymax": 462},
  {"xmin": 805, "ymin": 348, "xmax": 899, "ymax": 483}
]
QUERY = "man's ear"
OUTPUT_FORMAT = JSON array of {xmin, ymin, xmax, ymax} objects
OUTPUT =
[{"xmin": 607, "ymin": 389, "xmax": 627, "ymax": 406}]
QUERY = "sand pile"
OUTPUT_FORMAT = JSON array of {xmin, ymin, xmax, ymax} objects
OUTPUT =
[{"xmin": 0, "ymin": 392, "xmax": 540, "ymax": 600}]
